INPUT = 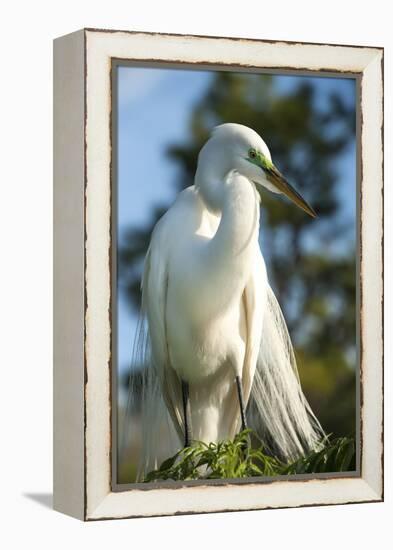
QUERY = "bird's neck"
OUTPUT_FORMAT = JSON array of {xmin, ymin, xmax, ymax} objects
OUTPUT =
[
  {"xmin": 213, "ymin": 172, "xmax": 260, "ymax": 258},
  {"xmin": 198, "ymin": 172, "xmax": 260, "ymax": 308}
]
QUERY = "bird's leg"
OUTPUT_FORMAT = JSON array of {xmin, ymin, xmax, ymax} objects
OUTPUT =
[
  {"xmin": 235, "ymin": 375, "xmax": 248, "ymax": 432},
  {"xmin": 181, "ymin": 379, "xmax": 192, "ymax": 448}
]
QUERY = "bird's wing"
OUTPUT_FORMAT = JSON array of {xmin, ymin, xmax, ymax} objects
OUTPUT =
[
  {"xmin": 220, "ymin": 252, "xmax": 267, "ymax": 439},
  {"xmin": 241, "ymin": 252, "xmax": 267, "ymax": 407},
  {"xmin": 141, "ymin": 219, "xmax": 184, "ymax": 443}
]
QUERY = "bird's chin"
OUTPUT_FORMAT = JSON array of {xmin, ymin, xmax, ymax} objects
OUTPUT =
[{"xmin": 252, "ymin": 179, "xmax": 279, "ymax": 200}]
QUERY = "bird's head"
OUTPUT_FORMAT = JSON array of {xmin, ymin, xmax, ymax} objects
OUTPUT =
[{"xmin": 196, "ymin": 123, "xmax": 316, "ymax": 218}]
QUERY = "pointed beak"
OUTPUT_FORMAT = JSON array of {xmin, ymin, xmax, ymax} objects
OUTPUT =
[{"xmin": 265, "ymin": 165, "xmax": 317, "ymax": 218}]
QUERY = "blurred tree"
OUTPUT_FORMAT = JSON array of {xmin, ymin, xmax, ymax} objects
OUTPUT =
[{"xmin": 119, "ymin": 73, "xmax": 356, "ymax": 440}]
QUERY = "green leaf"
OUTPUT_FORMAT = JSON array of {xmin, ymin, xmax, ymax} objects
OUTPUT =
[{"xmin": 142, "ymin": 430, "xmax": 356, "ymax": 482}]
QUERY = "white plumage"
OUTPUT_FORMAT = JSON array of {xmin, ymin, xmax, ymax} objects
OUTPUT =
[{"xmin": 126, "ymin": 123, "xmax": 325, "ymax": 478}]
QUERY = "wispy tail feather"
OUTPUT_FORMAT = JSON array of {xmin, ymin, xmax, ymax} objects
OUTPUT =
[
  {"xmin": 249, "ymin": 284, "xmax": 326, "ymax": 460},
  {"xmin": 121, "ymin": 314, "xmax": 179, "ymax": 481}
]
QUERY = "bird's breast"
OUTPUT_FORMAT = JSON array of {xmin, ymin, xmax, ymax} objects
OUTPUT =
[{"xmin": 166, "ymin": 287, "xmax": 247, "ymax": 384}]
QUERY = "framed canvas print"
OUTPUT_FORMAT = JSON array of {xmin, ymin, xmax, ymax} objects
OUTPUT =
[{"xmin": 53, "ymin": 28, "xmax": 384, "ymax": 520}]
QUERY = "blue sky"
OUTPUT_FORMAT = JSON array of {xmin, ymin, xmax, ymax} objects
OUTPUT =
[{"xmin": 116, "ymin": 66, "xmax": 356, "ymax": 377}]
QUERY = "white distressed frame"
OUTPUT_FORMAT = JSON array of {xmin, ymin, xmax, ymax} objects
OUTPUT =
[{"xmin": 53, "ymin": 29, "xmax": 383, "ymax": 521}]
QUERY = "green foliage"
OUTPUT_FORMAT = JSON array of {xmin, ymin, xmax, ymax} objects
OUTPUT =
[
  {"xmin": 144, "ymin": 430, "xmax": 355, "ymax": 482},
  {"xmin": 281, "ymin": 436, "xmax": 356, "ymax": 474}
]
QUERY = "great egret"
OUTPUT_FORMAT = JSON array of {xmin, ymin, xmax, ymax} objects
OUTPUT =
[{"xmin": 127, "ymin": 123, "xmax": 325, "ymax": 478}]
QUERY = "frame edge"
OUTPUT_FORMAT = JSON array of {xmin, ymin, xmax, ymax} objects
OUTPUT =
[{"xmin": 53, "ymin": 29, "xmax": 86, "ymax": 521}]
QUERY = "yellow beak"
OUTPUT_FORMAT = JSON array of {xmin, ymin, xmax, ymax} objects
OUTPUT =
[{"xmin": 265, "ymin": 165, "xmax": 317, "ymax": 218}]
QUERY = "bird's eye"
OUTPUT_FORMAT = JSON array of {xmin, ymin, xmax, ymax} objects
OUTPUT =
[{"xmin": 249, "ymin": 149, "xmax": 257, "ymax": 159}]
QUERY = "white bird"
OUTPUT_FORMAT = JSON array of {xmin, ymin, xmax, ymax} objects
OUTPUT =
[{"xmin": 127, "ymin": 123, "xmax": 325, "ymax": 478}]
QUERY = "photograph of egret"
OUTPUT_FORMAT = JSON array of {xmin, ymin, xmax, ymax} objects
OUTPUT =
[{"xmin": 115, "ymin": 64, "xmax": 358, "ymax": 485}]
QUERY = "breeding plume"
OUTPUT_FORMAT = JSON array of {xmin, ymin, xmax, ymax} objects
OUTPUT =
[{"xmin": 127, "ymin": 123, "xmax": 325, "ymax": 477}]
